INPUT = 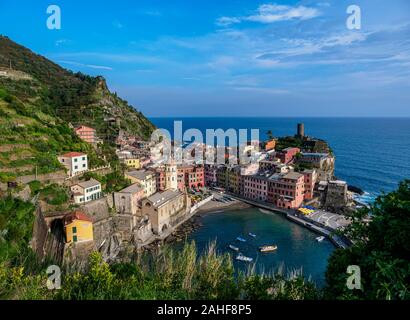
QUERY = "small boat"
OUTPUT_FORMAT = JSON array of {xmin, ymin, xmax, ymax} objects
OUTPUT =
[
  {"xmin": 259, "ymin": 245, "xmax": 278, "ymax": 253},
  {"xmin": 236, "ymin": 236, "xmax": 246, "ymax": 242},
  {"xmin": 228, "ymin": 244, "xmax": 239, "ymax": 252},
  {"xmin": 316, "ymin": 236, "xmax": 325, "ymax": 242},
  {"xmin": 248, "ymin": 233, "xmax": 256, "ymax": 238},
  {"xmin": 236, "ymin": 254, "xmax": 253, "ymax": 262}
]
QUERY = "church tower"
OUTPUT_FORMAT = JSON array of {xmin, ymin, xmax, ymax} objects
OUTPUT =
[{"xmin": 165, "ymin": 160, "xmax": 178, "ymax": 190}]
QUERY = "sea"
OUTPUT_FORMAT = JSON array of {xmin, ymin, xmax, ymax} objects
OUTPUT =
[{"xmin": 150, "ymin": 117, "xmax": 410, "ymax": 285}]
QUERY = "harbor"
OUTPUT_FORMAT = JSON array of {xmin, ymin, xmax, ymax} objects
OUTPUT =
[{"xmin": 174, "ymin": 205, "xmax": 336, "ymax": 286}]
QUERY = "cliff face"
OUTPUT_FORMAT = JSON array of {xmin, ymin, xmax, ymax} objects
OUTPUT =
[{"xmin": 0, "ymin": 35, "xmax": 155, "ymax": 180}]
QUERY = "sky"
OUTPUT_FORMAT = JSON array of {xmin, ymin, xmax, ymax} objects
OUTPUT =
[{"xmin": 0, "ymin": 0, "xmax": 410, "ymax": 117}]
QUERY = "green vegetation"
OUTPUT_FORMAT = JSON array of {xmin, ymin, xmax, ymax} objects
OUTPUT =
[
  {"xmin": 325, "ymin": 180, "xmax": 410, "ymax": 300},
  {"xmin": 0, "ymin": 35, "xmax": 155, "ymax": 179},
  {"xmin": 275, "ymin": 136, "xmax": 303, "ymax": 151},
  {"xmin": 0, "ymin": 241, "xmax": 318, "ymax": 300},
  {"xmin": 0, "ymin": 197, "xmax": 35, "ymax": 263},
  {"xmin": 82, "ymin": 170, "xmax": 132, "ymax": 193}
]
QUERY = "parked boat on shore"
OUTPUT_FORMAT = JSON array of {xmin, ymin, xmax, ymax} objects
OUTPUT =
[
  {"xmin": 259, "ymin": 245, "xmax": 278, "ymax": 253},
  {"xmin": 236, "ymin": 253, "xmax": 253, "ymax": 262}
]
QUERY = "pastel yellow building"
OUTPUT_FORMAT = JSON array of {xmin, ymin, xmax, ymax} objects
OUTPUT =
[
  {"xmin": 63, "ymin": 211, "xmax": 94, "ymax": 243},
  {"xmin": 124, "ymin": 158, "xmax": 141, "ymax": 169}
]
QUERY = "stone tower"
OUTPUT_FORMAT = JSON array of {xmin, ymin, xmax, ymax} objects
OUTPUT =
[
  {"xmin": 165, "ymin": 161, "xmax": 178, "ymax": 190},
  {"xmin": 297, "ymin": 123, "xmax": 305, "ymax": 138}
]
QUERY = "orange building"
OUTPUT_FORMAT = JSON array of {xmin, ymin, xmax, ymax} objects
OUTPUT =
[
  {"xmin": 265, "ymin": 139, "xmax": 276, "ymax": 151},
  {"xmin": 74, "ymin": 125, "xmax": 97, "ymax": 144}
]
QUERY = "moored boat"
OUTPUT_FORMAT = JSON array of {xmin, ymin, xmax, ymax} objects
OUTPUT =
[
  {"xmin": 259, "ymin": 245, "xmax": 278, "ymax": 253},
  {"xmin": 316, "ymin": 236, "xmax": 325, "ymax": 242},
  {"xmin": 236, "ymin": 254, "xmax": 253, "ymax": 262},
  {"xmin": 248, "ymin": 232, "xmax": 256, "ymax": 238},
  {"xmin": 228, "ymin": 244, "xmax": 239, "ymax": 252},
  {"xmin": 236, "ymin": 236, "xmax": 246, "ymax": 242}
]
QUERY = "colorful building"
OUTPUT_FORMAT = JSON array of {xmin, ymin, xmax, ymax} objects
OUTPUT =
[
  {"xmin": 74, "ymin": 125, "xmax": 97, "ymax": 144},
  {"xmin": 276, "ymin": 147, "xmax": 300, "ymax": 164},
  {"xmin": 64, "ymin": 211, "xmax": 93, "ymax": 243},
  {"xmin": 268, "ymin": 172, "xmax": 305, "ymax": 209},
  {"xmin": 177, "ymin": 165, "xmax": 205, "ymax": 191},
  {"xmin": 124, "ymin": 158, "xmax": 141, "ymax": 169},
  {"xmin": 58, "ymin": 152, "xmax": 88, "ymax": 177},
  {"xmin": 303, "ymin": 169, "xmax": 317, "ymax": 200},
  {"xmin": 204, "ymin": 164, "xmax": 218, "ymax": 187},
  {"xmin": 125, "ymin": 169, "xmax": 157, "ymax": 197},
  {"xmin": 70, "ymin": 178, "xmax": 102, "ymax": 204},
  {"xmin": 265, "ymin": 139, "xmax": 276, "ymax": 151},
  {"xmin": 243, "ymin": 173, "xmax": 269, "ymax": 202}
]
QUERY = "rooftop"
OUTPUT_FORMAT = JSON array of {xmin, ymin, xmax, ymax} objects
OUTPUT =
[
  {"xmin": 75, "ymin": 178, "xmax": 100, "ymax": 189},
  {"xmin": 283, "ymin": 172, "xmax": 304, "ymax": 180},
  {"xmin": 147, "ymin": 190, "xmax": 183, "ymax": 208},
  {"xmin": 60, "ymin": 151, "xmax": 86, "ymax": 158},
  {"xmin": 118, "ymin": 183, "xmax": 144, "ymax": 194},
  {"xmin": 126, "ymin": 169, "xmax": 153, "ymax": 180},
  {"xmin": 63, "ymin": 210, "xmax": 92, "ymax": 225}
]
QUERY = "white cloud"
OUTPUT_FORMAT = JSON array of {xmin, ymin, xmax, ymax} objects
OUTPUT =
[{"xmin": 216, "ymin": 3, "xmax": 321, "ymax": 26}]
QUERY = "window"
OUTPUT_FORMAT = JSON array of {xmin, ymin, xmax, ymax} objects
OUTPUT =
[
  {"xmin": 73, "ymin": 235, "xmax": 78, "ymax": 242},
  {"xmin": 72, "ymin": 226, "xmax": 77, "ymax": 233}
]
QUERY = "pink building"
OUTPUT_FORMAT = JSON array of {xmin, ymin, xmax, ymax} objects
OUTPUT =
[
  {"xmin": 74, "ymin": 126, "xmax": 97, "ymax": 144},
  {"xmin": 277, "ymin": 147, "xmax": 300, "ymax": 164},
  {"xmin": 303, "ymin": 169, "xmax": 317, "ymax": 200},
  {"xmin": 177, "ymin": 165, "xmax": 205, "ymax": 191},
  {"xmin": 243, "ymin": 174, "xmax": 269, "ymax": 202},
  {"xmin": 268, "ymin": 172, "xmax": 305, "ymax": 209}
]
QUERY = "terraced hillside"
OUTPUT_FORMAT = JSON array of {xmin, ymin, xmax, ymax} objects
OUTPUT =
[{"xmin": 0, "ymin": 36, "xmax": 155, "ymax": 182}]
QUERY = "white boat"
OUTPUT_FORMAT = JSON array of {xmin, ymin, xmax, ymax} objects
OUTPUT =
[
  {"xmin": 259, "ymin": 245, "xmax": 278, "ymax": 253},
  {"xmin": 228, "ymin": 244, "xmax": 239, "ymax": 252},
  {"xmin": 316, "ymin": 236, "xmax": 325, "ymax": 242},
  {"xmin": 236, "ymin": 236, "xmax": 246, "ymax": 242},
  {"xmin": 248, "ymin": 233, "xmax": 256, "ymax": 238},
  {"xmin": 236, "ymin": 254, "xmax": 253, "ymax": 262}
]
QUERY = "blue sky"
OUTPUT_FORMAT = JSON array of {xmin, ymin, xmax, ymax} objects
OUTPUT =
[{"xmin": 0, "ymin": 0, "xmax": 410, "ymax": 117}]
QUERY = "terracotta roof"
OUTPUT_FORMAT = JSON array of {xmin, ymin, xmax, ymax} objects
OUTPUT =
[
  {"xmin": 63, "ymin": 210, "xmax": 93, "ymax": 225},
  {"xmin": 60, "ymin": 152, "xmax": 86, "ymax": 158},
  {"xmin": 75, "ymin": 125, "xmax": 95, "ymax": 131}
]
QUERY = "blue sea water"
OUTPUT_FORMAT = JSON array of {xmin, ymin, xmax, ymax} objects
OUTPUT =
[
  {"xmin": 151, "ymin": 117, "xmax": 410, "ymax": 199},
  {"xmin": 183, "ymin": 207, "xmax": 335, "ymax": 286}
]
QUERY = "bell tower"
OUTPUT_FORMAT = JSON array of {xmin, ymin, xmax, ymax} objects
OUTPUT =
[{"xmin": 165, "ymin": 160, "xmax": 178, "ymax": 190}]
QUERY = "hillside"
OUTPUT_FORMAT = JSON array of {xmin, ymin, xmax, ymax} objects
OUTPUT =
[{"xmin": 0, "ymin": 36, "xmax": 155, "ymax": 181}]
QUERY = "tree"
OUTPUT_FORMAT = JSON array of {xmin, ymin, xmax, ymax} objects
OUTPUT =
[{"xmin": 325, "ymin": 180, "xmax": 410, "ymax": 300}]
